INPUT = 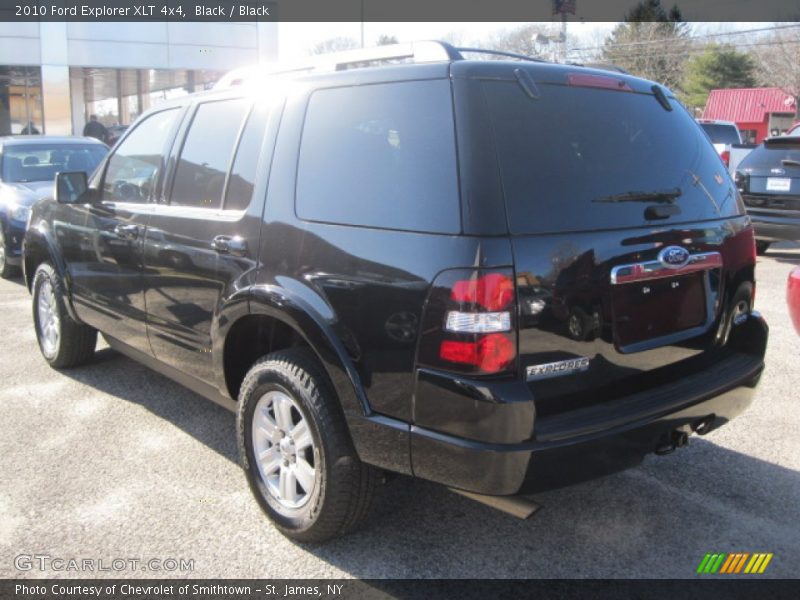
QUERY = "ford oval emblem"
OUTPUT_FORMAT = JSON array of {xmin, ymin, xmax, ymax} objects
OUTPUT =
[{"xmin": 658, "ymin": 246, "xmax": 690, "ymax": 269}]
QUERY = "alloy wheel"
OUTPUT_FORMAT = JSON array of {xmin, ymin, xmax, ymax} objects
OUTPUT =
[
  {"xmin": 251, "ymin": 390, "xmax": 317, "ymax": 510},
  {"xmin": 37, "ymin": 278, "xmax": 60, "ymax": 356}
]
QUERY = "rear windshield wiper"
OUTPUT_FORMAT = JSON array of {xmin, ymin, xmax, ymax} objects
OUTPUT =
[
  {"xmin": 781, "ymin": 159, "xmax": 800, "ymax": 168},
  {"xmin": 592, "ymin": 187, "xmax": 682, "ymax": 204}
]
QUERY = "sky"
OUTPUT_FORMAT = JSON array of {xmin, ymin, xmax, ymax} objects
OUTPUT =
[{"xmin": 277, "ymin": 21, "xmax": 768, "ymax": 61}]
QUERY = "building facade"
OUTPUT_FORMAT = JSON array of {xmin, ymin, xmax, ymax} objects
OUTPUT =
[
  {"xmin": 703, "ymin": 87, "xmax": 798, "ymax": 145},
  {"xmin": 0, "ymin": 22, "xmax": 278, "ymax": 137}
]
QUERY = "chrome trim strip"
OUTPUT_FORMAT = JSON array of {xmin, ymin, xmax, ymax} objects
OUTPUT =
[{"xmin": 610, "ymin": 251, "xmax": 722, "ymax": 285}]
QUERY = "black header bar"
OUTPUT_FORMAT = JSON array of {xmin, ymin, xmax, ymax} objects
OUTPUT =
[{"xmin": 1, "ymin": 0, "xmax": 799, "ymax": 22}]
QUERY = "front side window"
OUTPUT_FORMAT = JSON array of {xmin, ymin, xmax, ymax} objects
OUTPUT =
[
  {"xmin": 223, "ymin": 102, "xmax": 271, "ymax": 211},
  {"xmin": 102, "ymin": 108, "xmax": 180, "ymax": 203},
  {"xmin": 296, "ymin": 80, "xmax": 460, "ymax": 233},
  {"xmin": 170, "ymin": 99, "xmax": 249, "ymax": 209}
]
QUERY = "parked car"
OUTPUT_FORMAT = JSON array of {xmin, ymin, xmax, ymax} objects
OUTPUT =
[
  {"xmin": 734, "ymin": 135, "xmax": 800, "ymax": 254},
  {"xmin": 0, "ymin": 136, "xmax": 107, "ymax": 278},
  {"xmin": 789, "ymin": 267, "xmax": 800, "ymax": 334},
  {"xmin": 23, "ymin": 42, "xmax": 768, "ymax": 542},
  {"xmin": 697, "ymin": 119, "xmax": 742, "ymax": 168}
]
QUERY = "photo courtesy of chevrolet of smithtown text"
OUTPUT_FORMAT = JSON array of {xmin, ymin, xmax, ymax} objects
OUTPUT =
[{"xmin": 0, "ymin": 0, "xmax": 798, "ymax": 598}]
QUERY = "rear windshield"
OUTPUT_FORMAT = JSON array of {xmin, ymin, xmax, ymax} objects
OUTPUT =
[
  {"xmin": 699, "ymin": 123, "xmax": 741, "ymax": 145},
  {"xmin": 739, "ymin": 138, "xmax": 800, "ymax": 170},
  {"xmin": 2, "ymin": 143, "xmax": 107, "ymax": 183},
  {"xmin": 484, "ymin": 80, "xmax": 741, "ymax": 234}
]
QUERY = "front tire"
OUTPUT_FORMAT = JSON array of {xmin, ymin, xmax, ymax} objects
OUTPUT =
[
  {"xmin": 32, "ymin": 263, "xmax": 97, "ymax": 368},
  {"xmin": 237, "ymin": 348, "xmax": 379, "ymax": 543},
  {"xmin": 0, "ymin": 228, "xmax": 18, "ymax": 279}
]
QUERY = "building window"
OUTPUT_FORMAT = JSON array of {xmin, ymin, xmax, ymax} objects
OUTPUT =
[
  {"xmin": 0, "ymin": 66, "xmax": 44, "ymax": 135},
  {"xmin": 70, "ymin": 67, "xmax": 223, "ymax": 142}
]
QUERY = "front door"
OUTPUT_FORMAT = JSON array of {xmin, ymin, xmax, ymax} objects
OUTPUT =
[{"xmin": 70, "ymin": 107, "xmax": 184, "ymax": 354}]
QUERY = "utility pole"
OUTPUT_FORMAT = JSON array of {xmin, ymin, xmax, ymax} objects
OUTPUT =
[
  {"xmin": 552, "ymin": 0, "xmax": 575, "ymax": 63},
  {"xmin": 360, "ymin": 0, "xmax": 365, "ymax": 48}
]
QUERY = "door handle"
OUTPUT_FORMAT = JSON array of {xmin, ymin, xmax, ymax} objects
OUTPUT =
[
  {"xmin": 114, "ymin": 224, "xmax": 140, "ymax": 240},
  {"xmin": 211, "ymin": 235, "xmax": 247, "ymax": 257}
]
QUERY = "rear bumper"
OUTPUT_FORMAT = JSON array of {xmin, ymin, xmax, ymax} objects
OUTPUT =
[
  {"xmin": 408, "ymin": 313, "xmax": 768, "ymax": 495},
  {"xmin": 748, "ymin": 211, "xmax": 800, "ymax": 242}
]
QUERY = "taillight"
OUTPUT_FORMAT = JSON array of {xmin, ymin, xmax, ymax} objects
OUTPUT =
[
  {"xmin": 734, "ymin": 170, "xmax": 749, "ymax": 193},
  {"xmin": 721, "ymin": 150, "xmax": 730, "ymax": 167},
  {"xmin": 749, "ymin": 233, "xmax": 757, "ymax": 307},
  {"xmin": 418, "ymin": 269, "xmax": 517, "ymax": 376}
]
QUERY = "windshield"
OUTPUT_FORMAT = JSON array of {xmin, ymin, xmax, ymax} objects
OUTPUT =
[
  {"xmin": 699, "ymin": 123, "xmax": 741, "ymax": 145},
  {"xmin": 483, "ymin": 80, "xmax": 741, "ymax": 234},
  {"xmin": 2, "ymin": 144, "xmax": 107, "ymax": 183},
  {"xmin": 740, "ymin": 138, "xmax": 800, "ymax": 170}
]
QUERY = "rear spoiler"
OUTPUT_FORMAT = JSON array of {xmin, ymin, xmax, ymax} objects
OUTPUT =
[{"xmin": 764, "ymin": 136, "xmax": 800, "ymax": 147}]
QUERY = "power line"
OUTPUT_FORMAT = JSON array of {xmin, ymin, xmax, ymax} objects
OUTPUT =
[
  {"xmin": 566, "ymin": 23, "xmax": 800, "ymax": 55},
  {"xmin": 590, "ymin": 37, "xmax": 800, "ymax": 62}
]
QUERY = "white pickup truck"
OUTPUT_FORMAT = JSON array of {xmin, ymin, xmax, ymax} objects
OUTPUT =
[{"xmin": 696, "ymin": 119, "xmax": 754, "ymax": 175}]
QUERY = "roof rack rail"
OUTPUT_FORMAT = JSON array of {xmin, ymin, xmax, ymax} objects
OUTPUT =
[
  {"xmin": 454, "ymin": 47, "xmax": 548, "ymax": 63},
  {"xmin": 214, "ymin": 41, "xmax": 462, "ymax": 89}
]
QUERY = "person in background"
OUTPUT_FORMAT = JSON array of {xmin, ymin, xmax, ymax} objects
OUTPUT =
[
  {"xmin": 83, "ymin": 115, "xmax": 107, "ymax": 142},
  {"xmin": 20, "ymin": 122, "xmax": 39, "ymax": 134}
]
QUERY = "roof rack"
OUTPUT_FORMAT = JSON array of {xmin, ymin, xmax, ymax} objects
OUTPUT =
[
  {"xmin": 454, "ymin": 47, "xmax": 548, "ymax": 63},
  {"xmin": 214, "ymin": 41, "xmax": 560, "ymax": 90},
  {"xmin": 214, "ymin": 41, "xmax": 462, "ymax": 89}
]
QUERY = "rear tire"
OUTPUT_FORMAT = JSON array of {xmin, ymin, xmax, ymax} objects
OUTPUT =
[
  {"xmin": 755, "ymin": 241, "xmax": 771, "ymax": 256},
  {"xmin": 567, "ymin": 306, "xmax": 593, "ymax": 341},
  {"xmin": 237, "ymin": 348, "xmax": 379, "ymax": 542},
  {"xmin": 32, "ymin": 263, "xmax": 97, "ymax": 368}
]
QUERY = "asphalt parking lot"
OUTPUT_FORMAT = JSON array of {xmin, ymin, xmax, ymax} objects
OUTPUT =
[{"xmin": 1, "ymin": 245, "xmax": 798, "ymax": 580}]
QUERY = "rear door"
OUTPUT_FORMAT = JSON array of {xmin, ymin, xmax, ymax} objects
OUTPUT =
[
  {"xmin": 469, "ymin": 67, "xmax": 754, "ymax": 417},
  {"xmin": 143, "ymin": 97, "xmax": 275, "ymax": 384}
]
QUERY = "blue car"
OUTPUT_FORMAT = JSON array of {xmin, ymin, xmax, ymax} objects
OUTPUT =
[{"xmin": 0, "ymin": 136, "xmax": 107, "ymax": 277}]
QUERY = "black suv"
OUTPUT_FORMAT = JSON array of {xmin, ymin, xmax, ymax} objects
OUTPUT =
[
  {"xmin": 24, "ymin": 42, "xmax": 768, "ymax": 542},
  {"xmin": 735, "ymin": 134, "xmax": 800, "ymax": 254}
]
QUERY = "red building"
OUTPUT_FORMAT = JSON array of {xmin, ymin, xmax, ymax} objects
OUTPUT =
[{"xmin": 702, "ymin": 87, "xmax": 797, "ymax": 144}]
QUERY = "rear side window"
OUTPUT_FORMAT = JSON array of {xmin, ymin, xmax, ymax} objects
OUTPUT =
[
  {"xmin": 484, "ymin": 80, "xmax": 741, "ymax": 234},
  {"xmin": 170, "ymin": 98, "xmax": 249, "ymax": 209},
  {"xmin": 296, "ymin": 80, "xmax": 460, "ymax": 233}
]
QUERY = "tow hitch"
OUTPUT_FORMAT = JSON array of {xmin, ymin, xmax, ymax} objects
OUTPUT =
[{"xmin": 655, "ymin": 427, "xmax": 690, "ymax": 456}]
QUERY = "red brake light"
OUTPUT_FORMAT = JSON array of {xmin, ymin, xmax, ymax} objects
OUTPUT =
[
  {"xmin": 418, "ymin": 268, "xmax": 518, "ymax": 376},
  {"xmin": 567, "ymin": 73, "xmax": 632, "ymax": 91},
  {"xmin": 451, "ymin": 273, "xmax": 514, "ymax": 311},
  {"xmin": 439, "ymin": 334, "xmax": 516, "ymax": 373},
  {"xmin": 721, "ymin": 150, "xmax": 730, "ymax": 166}
]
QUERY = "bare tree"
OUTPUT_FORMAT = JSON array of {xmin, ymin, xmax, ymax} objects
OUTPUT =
[
  {"xmin": 602, "ymin": 21, "xmax": 692, "ymax": 91},
  {"xmin": 479, "ymin": 23, "xmax": 556, "ymax": 60},
  {"xmin": 376, "ymin": 34, "xmax": 399, "ymax": 46},
  {"xmin": 311, "ymin": 36, "xmax": 359, "ymax": 56},
  {"xmin": 752, "ymin": 26, "xmax": 800, "ymax": 118}
]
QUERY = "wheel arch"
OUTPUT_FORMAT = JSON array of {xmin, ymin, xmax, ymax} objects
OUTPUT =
[
  {"xmin": 217, "ymin": 284, "xmax": 370, "ymax": 421},
  {"xmin": 23, "ymin": 222, "xmax": 81, "ymax": 322}
]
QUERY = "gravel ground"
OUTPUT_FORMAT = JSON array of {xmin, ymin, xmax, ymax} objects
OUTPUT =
[{"xmin": 0, "ymin": 244, "xmax": 798, "ymax": 579}]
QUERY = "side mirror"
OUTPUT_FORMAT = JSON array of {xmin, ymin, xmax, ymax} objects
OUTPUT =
[{"xmin": 56, "ymin": 171, "xmax": 96, "ymax": 204}]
